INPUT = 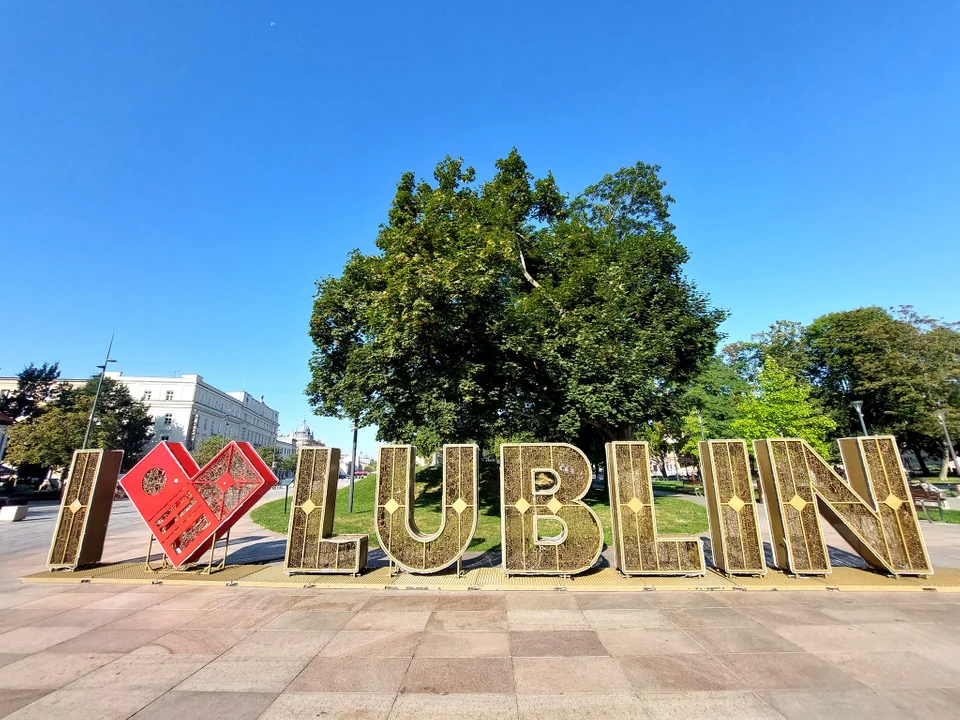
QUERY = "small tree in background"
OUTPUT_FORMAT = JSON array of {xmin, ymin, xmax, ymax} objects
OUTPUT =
[
  {"xmin": 280, "ymin": 453, "xmax": 299, "ymax": 474},
  {"xmin": 732, "ymin": 358, "xmax": 836, "ymax": 457},
  {"xmin": 256, "ymin": 445, "xmax": 279, "ymax": 468},
  {"xmin": 191, "ymin": 435, "xmax": 231, "ymax": 466}
]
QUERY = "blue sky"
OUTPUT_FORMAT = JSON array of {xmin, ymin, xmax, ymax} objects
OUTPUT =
[{"xmin": 2, "ymin": 2, "xmax": 958, "ymax": 455}]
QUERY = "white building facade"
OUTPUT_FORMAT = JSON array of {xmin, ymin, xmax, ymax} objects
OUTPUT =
[
  {"xmin": 103, "ymin": 373, "xmax": 279, "ymax": 451},
  {"xmin": 0, "ymin": 373, "xmax": 280, "ymax": 453}
]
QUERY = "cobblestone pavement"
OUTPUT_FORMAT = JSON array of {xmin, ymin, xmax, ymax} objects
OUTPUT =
[{"xmin": 1, "ymin": 490, "xmax": 959, "ymax": 719}]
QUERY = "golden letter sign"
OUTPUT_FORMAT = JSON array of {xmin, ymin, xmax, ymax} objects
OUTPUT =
[
  {"xmin": 500, "ymin": 443, "xmax": 603, "ymax": 575},
  {"xmin": 755, "ymin": 436, "xmax": 931, "ymax": 576},
  {"xmin": 56, "ymin": 434, "xmax": 932, "ymax": 583},
  {"xmin": 376, "ymin": 444, "xmax": 479, "ymax": 573}
]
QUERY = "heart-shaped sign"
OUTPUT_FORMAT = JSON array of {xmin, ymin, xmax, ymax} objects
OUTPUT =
[{"xmin": 120, "ymin": 441, "xmax": 276, "ymax": 568}]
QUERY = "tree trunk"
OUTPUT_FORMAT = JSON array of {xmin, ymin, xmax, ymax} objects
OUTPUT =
[
  {"xmin": 940, "ymin": 453, "xmax": 950, "ymax": 482},
  {"xmin": 912, "ymin": 448, "xmax": 929, "ymax": 477}
]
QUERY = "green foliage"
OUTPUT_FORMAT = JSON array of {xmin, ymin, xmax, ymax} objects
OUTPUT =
[
  {"xmin": 0, "ymin": 362, "xmax": 67, "ymax": 421},
  {"xmin": 722, "ymin": 306, "xmax": 960, "ymax": 469},
  {"xmin": 680, "ymin": 356, "xmax": 750, "ymax": 457},
  {"xmin": 280, "ymin": 453, "xmax": 298, "ymax": 473},
  {"xmin": 250, "ymin": 468, "xmax": 709, "ymax": 551},
  {"xmin": 192, "ymin": 435, "xmax": 230, "ymax": 466},
  {"xmin": 6, "ymin": 376, "xmax": 152, "ymax": 470},
  {"xmin": 804, "ymin": 306, "xmax": 959, "ymax": 462},
  {"xmin": 256, "ymin": 445, "xmax": 279, "ymax": 467},
  {"xmin": 307, "ymin": 150, "xmax": 725, "ymax": 459},
  {"xmin": 5, "ymin": 407, "xmax": 85, "ymax": 469},
  {"xmin": 731, "ymin": 358, "xmax": 836, "ymax": 457}
]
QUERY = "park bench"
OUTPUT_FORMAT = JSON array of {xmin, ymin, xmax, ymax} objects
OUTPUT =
[
  {"xmin": 910, "ymin": 483, "xmax": 946, "ymax": 522},
  {"xmin": 682, "ymin": 474, "xmax": 704, "ymax": 496}
]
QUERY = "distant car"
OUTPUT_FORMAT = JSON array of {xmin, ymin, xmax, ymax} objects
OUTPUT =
[{"xmin": 354, "ymin": 470, "xmax": 369, "ymax": 477}]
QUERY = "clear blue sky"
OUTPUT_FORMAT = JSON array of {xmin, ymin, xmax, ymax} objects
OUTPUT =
[{"xmin": 2, "ymin": 2, "xmax": 958, "ymax": 455}]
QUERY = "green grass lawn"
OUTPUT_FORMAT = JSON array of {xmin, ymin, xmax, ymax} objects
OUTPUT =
[
  {"xmin": 915, "ymin": 507, "xmax": 960, "ymax": 524},
  {"xmin": 251, "ymin": 464, "xmax": 710, "ymax": 552}
]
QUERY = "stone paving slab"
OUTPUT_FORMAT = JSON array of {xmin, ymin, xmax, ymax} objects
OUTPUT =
[{"xmin": 2, "ymin": 490, "xmax": 960, "ymax": 718}]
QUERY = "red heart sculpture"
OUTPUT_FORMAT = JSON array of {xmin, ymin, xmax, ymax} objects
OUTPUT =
[{"xmin": 120, "ymin": 441, "xmax": 276, "ymax": 568}]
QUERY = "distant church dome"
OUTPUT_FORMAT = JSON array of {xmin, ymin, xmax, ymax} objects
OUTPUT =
[{"xmin": 293, "ymin": 418, "xmax": 314, "ymax": 441}]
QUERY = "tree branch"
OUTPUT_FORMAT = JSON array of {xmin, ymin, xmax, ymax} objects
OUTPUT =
[{"xmin": 518, "ymin": 247, "xmax": 541, "ymax": 289}]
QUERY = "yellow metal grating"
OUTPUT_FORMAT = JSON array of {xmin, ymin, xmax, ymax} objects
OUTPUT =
[
  {"xmin": 918, "ymin": 568, "xmax": 960, "ymax": 592},
  {"xmin": 392, "ymin": 569, "xmax": 483, "ymax": 589},
  {"xmin": 567, "ymin": 568, "xmax": 644, "ymax": 591},
  {"xmin": 309, "ymin": 566, "xmax": 396, "ymax": 587},
  {"xmin": 159, "ymin": 564, "xmax": 267, "ymax": 584},
  {"xmin": 634, "ymin": 570, "xmax": 737, "ymax": 592},
  {"xmin": 20, "ymin": 564, "xmax": 121, "ymax": 583},
  {"xmin": 821, "ymin": 567, "xmax": 926, "ymax": 592},
  {"xmin": 237, "ymin": 565, "xmax": 392, "ymax": 588},
  {"xmin": 731, "ymin": 570, "xmax": 829, "ymax": 591},
  {"xmin": 493, "ymin": 570, "xmax": 567, "ymax": 590},
  {"xmin": 21, "ymin": 561, "xmax": 960, "ymax": 593}
]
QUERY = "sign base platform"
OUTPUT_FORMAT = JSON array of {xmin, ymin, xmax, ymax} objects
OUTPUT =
[{"xmin": 21, "ymin": 563, "xmax": 960, "ymax": 593}]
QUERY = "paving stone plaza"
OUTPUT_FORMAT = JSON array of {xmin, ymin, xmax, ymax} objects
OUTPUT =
[{"xmin": 0, "ymin": 487, "xmax": 958, "ymax": 719}]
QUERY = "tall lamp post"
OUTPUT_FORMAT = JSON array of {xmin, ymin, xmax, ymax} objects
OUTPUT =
[
  {"xmin": 935, "ymin": 410, "xmax": 959, "ymax": 477},
  {"xmin": 348, "ymin": 420, "xmax": 359, "ymax": 513},
  {"xmin": 82, "ymin": 335, "xmax": 117, "ymax": 450},
  {"xmin": 852, "ymin": 400, "xmax": 869, "ymax": 437}
]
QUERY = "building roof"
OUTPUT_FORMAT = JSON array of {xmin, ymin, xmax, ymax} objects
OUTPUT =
[{"xmin": 294, "ymin": 418, "xmax": 314, "ymax": 439}]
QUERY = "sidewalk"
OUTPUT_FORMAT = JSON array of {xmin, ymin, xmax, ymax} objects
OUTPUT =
[{"xmin": 1, "ymin": 489, "xmax": 959, "ymax": 719}]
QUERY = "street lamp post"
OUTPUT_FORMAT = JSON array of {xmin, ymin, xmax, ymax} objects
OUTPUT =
[
  {"xmin": 852, "ymin": 400, "xmax": 869, "ymax": 437},
  {"xmin": 82, "ymin": 334, "xmax": 117, "ymax": 450},
  {"xmin": 348, "ymin": 421, "xmax": 359, "ymax": 513},
  {"xmin": 934, "ymin": 410, "xmax": 959, "ymax": 477}
]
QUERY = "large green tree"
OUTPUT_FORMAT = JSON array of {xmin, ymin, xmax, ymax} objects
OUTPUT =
[
  {"xmin": 0, "ymin": 362, "xmax": 67, "ymax": 421},
  {"xmin": 6, "ymin": 376, "xmax": 152, "ymax": 471},
  {"xmin": 307, "ymin": 151, "xmax": 725, "ymax": 459},
  {"xmin": 804, "ymin": 306, "xmax": 960, "ymax": 471}
]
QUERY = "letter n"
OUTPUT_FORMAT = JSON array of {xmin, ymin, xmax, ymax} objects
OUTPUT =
[{"xmin": 754, "ymin": 436, "xmax": 932, "ymax": 576}]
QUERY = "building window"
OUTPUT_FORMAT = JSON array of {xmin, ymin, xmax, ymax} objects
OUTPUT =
[
  {"xmin": 160, "ymin": 435, "xmax": 169, "ymax": 441},
  {"xmin": 165, "ymin": 391, "xmax": 174, "ymax": 401},
  {"xmin": 142, "ymin": 391, "xmax": 152, "ymax": 401},
  {"xmin": 164, "ymin": 413, "xmax": 173, "ymax": 425},
  {"xmin": 204, "ymin": 419, "xmax": 208, "ymax": 429}
]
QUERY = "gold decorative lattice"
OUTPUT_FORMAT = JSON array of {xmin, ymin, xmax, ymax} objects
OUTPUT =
[
  {"xmin": 48, "ymin": 449, "xmax": 124, "ymax": 569},
  {"xmin": 375, "ymin": 445, "xmax": 478, "ymax": 574},
  {"xmin": 141, "ymin": 467, "xmax": 167, "ymax": 496},
  {"xmin": 500, "ymin": 444, "xmax": 603, "ymax": 576},
  {"xmin": 607, "ymin": 442, "xmax": 705, "ymax": 576},
  {"xmin": 754, "ymin": 437, "xmax": 932, "ymax": 576},
  {"xmin": 700, "ymin": 440, "xmax": 766, "ymax": 576},
  {"xmin": 284, "ymin": 447, "xmax": 368, "ymax": 575}
]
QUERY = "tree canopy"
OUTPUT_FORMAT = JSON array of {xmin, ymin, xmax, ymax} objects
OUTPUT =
[
  {"xmin": 192, "ymin": 435, "xmax": 230, "ymax": 466},
  {"xmin": 689, "ymin": 307, "xmax": 959, "ymax": 466},
  {"xmin": 307, "ymin": 150, "xmax": 725, "ymax": 458},
  {"xmin": 0, "ymin": 362, "xmax": 67, "ymax": 421},
  {"xmin": 5, "ymin": 375, "xmax": 153, "ymax": 471},
  {"xmin": 730, "ymin": 358, "xmax": 836, "ymax": 457}
]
